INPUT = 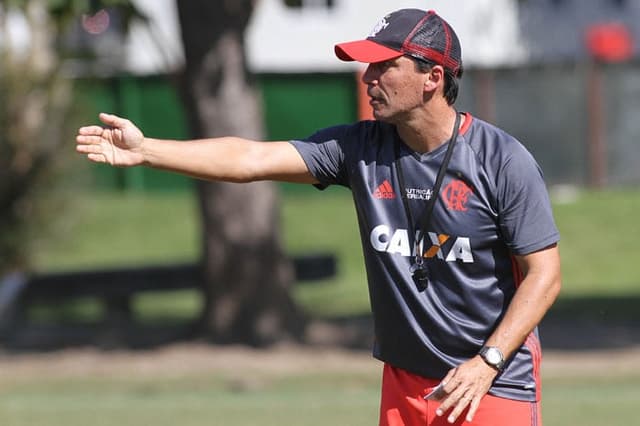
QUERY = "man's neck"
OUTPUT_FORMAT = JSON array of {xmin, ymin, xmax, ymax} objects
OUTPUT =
[{"xmin": 396, "ymin": 106, "xmax": 461, "ymax": 154}]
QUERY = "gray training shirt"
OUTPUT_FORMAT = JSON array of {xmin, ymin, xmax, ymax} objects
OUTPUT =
[{"xmin": 290, "ymin": 113, "xmax": 560, "ymax": 402}]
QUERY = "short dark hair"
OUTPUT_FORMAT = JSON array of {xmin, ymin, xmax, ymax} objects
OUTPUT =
[{"xmin": 412, "ymin": 57, "xmax": 463, "ymax": 105}]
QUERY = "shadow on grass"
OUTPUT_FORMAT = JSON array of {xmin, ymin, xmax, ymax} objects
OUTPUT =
[
  {"xmin": 539, "ymin": 294, "xmax": 640, "ymax": 350},
  {"xmin": 2, "ymin": 294, "xmax": 639, "ymax": 353},
  {"xmin": 311, "ymin": 294, "xmax": 640, "ymax": 352}
]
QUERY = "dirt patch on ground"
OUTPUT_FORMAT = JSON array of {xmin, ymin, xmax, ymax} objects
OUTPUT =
[
  {"xmin": 0, "ymin": 343, "xmax": 378, "ymax": 383},
  {"xmin": 542, "ymin": 346, "xmax": 640, "ymax": 378}
]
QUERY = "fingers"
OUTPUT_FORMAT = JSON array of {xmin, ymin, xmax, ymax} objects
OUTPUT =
[
  {"xmin": 76, "ymin": 134, "xmax": 105, "ymax": 145},
  {"xmin": 76, "ymin": 139, "xmax": 104, "ymax": 153},
  {"xmin": 76, "ymin": 138, "xmax": 108, "ymax": 163},
  {"xmin": 434, "ymin": 360, "xmax": 496, "ymax": 423},
  {"xmin": 76, "ymin": 134, "xmax": 106, "ymax": 160},
  {"xmin": 76, "ymin": 113, "xmax": 130, "ymax": 166},
  {"xmin": 77, "ymin": 125, "xmax": 106, "ymax": 137},
  {"xmin": 99, "ymin": 112, "xmax": 128, "ymax": 128},
  {"xmin": 77, "ymin": 113, "xmax": 126, "ymax": 135},
  {"xmin": 442, "ymin": 391, "xmax": 475, "ymax": 424},
  {"xmin": 440, "ymin": 369, "xmax": 456, "ymax": 388},
  {"xmin": 435, "ymin": 375, "xmax": 473, "ymax": 424},
  {"xmin": 76, "ymin": 113, "xmax": 145, "ymax": 167},
  {"xmin": 87, "ymin": 153, "xmax": 107, "ymax": 163},
  {"xmin": 466, "ymin": 396, "xmax": 482, "ymax": 423}
]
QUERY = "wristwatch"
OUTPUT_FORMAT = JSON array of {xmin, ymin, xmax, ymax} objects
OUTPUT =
[{"xmin": 479, "ymin": 346, "xmax": 505, "ymax": 371}]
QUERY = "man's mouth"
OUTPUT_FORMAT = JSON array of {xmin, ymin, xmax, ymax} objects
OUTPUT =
[{"xmin": 368, "ymin": 92, "xmax": 384, "ymax": 105}]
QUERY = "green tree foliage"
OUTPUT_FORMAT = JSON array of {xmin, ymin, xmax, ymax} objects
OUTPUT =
[{"xmin": 0, "ymin": 0, "xmax": 142, "ymax": 274}]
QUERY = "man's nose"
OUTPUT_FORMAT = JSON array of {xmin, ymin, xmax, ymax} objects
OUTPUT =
[{"xmin": 361, "ymin": 65, "xmax": 377, "ymax": 85}]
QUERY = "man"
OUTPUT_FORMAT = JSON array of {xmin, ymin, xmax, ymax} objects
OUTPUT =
[{"xmin": 76, "ymin": 9, "xmax": 561, "ymax": 426}]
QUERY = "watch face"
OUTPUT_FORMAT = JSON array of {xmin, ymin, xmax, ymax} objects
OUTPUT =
[{"xmin": 486, "ymin": 348, "xmax": 501, "ymax": 364}]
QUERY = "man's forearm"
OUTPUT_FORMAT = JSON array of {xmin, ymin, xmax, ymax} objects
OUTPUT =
[
  {"xmin": 140, "ymin": 137, "xmax": 259, "ymax": 182},
  {"xmin": 483, "ymin": 246, "xmax": 562, "ymax": 360},
  {"xmin": 139, "ymin": 137, "xmax": 315, "ymax": 184}
]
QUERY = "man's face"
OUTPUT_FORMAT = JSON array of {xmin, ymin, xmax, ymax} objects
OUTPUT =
[{"xmin": 361, "ymin": 55, "xmax": 428, "ymax": 123}]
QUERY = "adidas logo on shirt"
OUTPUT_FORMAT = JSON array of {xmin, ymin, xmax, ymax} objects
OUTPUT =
[{"xmin": 373, "ymin": 180, "xmax": 396, "ymax": 199}]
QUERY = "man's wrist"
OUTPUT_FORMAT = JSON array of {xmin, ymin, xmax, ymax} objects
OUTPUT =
[
  {"xmin": 478, "ymin": 346, "xmax": 505, "ymax": 372},
  {"xmin": 138, "ymin": 137, "xmax": 153, "ymax": 166}
]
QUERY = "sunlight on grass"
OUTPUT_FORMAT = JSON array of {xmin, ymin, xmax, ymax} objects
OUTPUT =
[
  {"xmin": 0, "ymin": 364, "xmax": 638, "ymax": 426},
  {"xmin": 33, "ymin": 192, "xmax": 200, "ymax": 272},
  {"xmin": 542, "ymin": 374, "xmax": 640, "ymax": 426},
  {"xmin": 0, "ymin": 372, "xmax": 381, "ymax": 426},
  {"xmin": 30, "ymin": 186, "xmax": 640, "ymax": 320},
  {"xmin": 551, "ymin": 187, "xmax": 640, "ymax": 294}
]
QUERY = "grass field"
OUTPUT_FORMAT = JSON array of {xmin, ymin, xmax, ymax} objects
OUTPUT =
[
  {"xmin": 13, "ymin": 185, "xmax": 640, "ymax": 426},
  {"xmin": 0, "ymin": 344, "xmax": 639, "ymax": 426},
  {"xmin": 0, "ymin": 345, "xmax": 383, "ymax": 426},
  {"xmin": 0, "ymin": 372, "xmax": 381, "ymax": 426},
  {"xmin": 31, "ymin": 185, "xmax": 640, "ymax": 316},
  {"xmin": 4, "ymin": 372, "xmax": 637, "ymax": 426},
  {"xmin": 34, "ymin": 185, "xmax": 640, "ymax": 288}
]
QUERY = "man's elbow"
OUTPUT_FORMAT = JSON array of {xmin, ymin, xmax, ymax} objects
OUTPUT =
[{"xmin": 547, "ymin": 275, "xmax": 562, "ymax": 307}]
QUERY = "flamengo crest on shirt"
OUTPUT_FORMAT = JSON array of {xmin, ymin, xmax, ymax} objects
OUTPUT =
[
  {"xmin": 369, "ymin": 224, "xmax": 474, "ymax": 263},
  {"xmin": 443, "ymin": 179, "xmax": 474, "ymax": 211}
]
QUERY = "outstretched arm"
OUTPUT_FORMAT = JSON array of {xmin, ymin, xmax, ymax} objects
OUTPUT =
[{"xmin": 76, "ymin": 113, "xmax": 318, "ymax": 184}]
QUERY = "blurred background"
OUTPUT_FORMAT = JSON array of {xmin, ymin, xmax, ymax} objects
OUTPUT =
[{"xmin": 0, "ymin": 0, "xmax": 638, "ymax": 425}]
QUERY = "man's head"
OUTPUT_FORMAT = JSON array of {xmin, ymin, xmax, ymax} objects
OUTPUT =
[{"xmin": 335, "ymin": 9, "xmax": 463, "ymax": 105}]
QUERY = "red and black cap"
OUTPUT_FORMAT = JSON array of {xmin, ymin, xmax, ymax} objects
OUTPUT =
[{"xmin": 335, "ymin": 9, "xmax": 462, "ymax": 77}]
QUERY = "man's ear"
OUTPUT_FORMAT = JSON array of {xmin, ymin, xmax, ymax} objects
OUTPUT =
[{"xmin": 423, "ymin": 65, "xmax": 445, "ymax": 93}]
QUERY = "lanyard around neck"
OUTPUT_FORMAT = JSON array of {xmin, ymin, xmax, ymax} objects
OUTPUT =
[{"xmin": 394, "ymin": 112, "xmax": 461, "ymax": 266}]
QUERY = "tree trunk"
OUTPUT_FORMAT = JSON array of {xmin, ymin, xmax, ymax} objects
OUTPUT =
[{"xmin": 175, "ymin": 0, "xmax": 305, "ymax": 346}]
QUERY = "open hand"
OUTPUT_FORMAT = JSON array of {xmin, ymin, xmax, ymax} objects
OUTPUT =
[{"xmin": 76, "ymin": 113, "xmax": 145, "ymax": 166}]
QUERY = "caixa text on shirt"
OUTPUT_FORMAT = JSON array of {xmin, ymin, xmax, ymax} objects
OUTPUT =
[{"xmin": 369, "ymin": 224, "xmax": 474, "ymax": 263}]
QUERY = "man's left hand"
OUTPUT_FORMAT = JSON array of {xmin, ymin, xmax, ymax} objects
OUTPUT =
[{"xmin": 435, "ymin": 356, "xmax": 499, "ymax": 423}]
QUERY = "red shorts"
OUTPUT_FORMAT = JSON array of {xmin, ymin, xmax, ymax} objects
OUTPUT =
[{"xmin": 379, "ymin": 364, "xmax": 541, "ymax": 426}]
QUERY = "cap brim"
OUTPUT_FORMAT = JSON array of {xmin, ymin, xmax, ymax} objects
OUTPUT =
[{"xmin": 334, "ymin": 40, "xmax": 403, "ymax": 63}]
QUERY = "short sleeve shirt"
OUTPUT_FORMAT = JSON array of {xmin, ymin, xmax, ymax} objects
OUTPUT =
[{"xmin": 289, "ymin": 114, "xmax": 559, "ymax": 401}]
